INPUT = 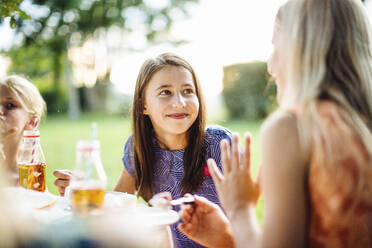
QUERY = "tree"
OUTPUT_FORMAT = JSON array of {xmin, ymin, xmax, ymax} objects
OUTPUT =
[
  {"xmin": 222, "ymin": 61, "xmax": 277, "ymax": 120},
  {"xmin": 5, "ymin": 0, "xmax": 198, "ymax": 117},
  {"xmin": 0, "ymin": 0, "xmax": 29, "ymax": 27}
]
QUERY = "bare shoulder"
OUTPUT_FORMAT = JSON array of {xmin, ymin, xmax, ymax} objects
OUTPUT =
[
  {"xmin": 260, "ymin": 110, "xmax": 310, "ymax": 248},
  {"xmin": 260, "ymin": 110, "xmax": 309, "ymax": 170},
  {"xmin": 261, "ymin": 110, "xmax": 299, "ymax": 146}
]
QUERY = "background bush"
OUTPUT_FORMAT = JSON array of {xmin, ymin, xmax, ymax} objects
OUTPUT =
[{"xmin": 222, "ymin": 61, "xmax": 277, "ymax": 120}]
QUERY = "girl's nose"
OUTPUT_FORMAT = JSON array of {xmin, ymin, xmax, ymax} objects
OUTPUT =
[{"xmin": 172, "ymin": 94, "xmax": 186, "ymax": 108}]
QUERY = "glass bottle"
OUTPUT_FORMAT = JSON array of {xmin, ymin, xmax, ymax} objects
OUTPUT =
[
  {"xmin": 70, "ymin": 138, "xmax": 107, "ymax": 216},
  {"xmin": 18, "ymin": 129, "xmax": 46, "ymax": 192}
]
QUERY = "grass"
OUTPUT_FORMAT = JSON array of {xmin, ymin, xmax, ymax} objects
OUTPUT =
[
  {"xmin": 39, "ymin": 113, "xmax": 131, "ymax": 194},
  {"xmin": 39, "ymin": 113, "xmax": 264, "ymax": 219}
]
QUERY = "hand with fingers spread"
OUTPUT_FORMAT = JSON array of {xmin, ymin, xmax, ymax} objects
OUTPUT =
[
  {"xmin": 53, "ymin": 169, "xmax": 72, "ymax": 196},
  {"xmin": 207, "ymin": 133, "xmax": 260, "ymax": 217},
  {"xmin": 178, "ymin": 194, "xmax": 235, "ymax": 248}
]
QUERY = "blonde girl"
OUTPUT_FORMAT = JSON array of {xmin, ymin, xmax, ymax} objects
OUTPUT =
[{"xmin": 0, "ymin": 75, "xmax": 46, "ymax": 184}]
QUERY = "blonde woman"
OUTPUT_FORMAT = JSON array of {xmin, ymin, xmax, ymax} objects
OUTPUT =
[
  {"xmin": 178, "ymin": 0, "xmax": 372, "ymax": 247},
  {"xmin": 0, "ymin": 75, "xmax": 46, "ymax": 184}
]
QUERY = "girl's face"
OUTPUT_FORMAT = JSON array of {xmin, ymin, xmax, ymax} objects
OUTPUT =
[
  {"xmin": 0, "ymin": 86, "xmax": 33, "ymax": 140},
  {"xmin": 143, "ymin": 66, "xmax": 199, "ymax": 139},
  {"xmin": 268, "ymin": 24, "xmax": 285, "ymax": 104}
]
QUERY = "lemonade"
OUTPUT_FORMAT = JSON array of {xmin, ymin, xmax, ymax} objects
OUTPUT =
[
  {"xmin": 18, "ymin": 162, "xmax": 46, "ymax": 192},
  {"xmin": 71, "ymin": 187, "xmax": 105, "ymax": 216}
]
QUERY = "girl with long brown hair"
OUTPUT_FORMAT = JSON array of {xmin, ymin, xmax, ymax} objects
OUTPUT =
[
  {"xmin": 54, "ymin": 53, "xmax": 232, "ymax": 247},
  {"xmin": 116, "ymin": 53, "xmax": 232, "ymax": 247}
]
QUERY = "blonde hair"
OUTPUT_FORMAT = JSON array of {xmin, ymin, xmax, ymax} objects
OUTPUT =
[
  {"xmin": 0, "ymin": 76, "xmax": 46, "ymax": 246},
  {"xmin": 0, "ymin": 75, "xmax": 46, "ymax": 118},
  {"xmin": 276, "ymin": 0, "xmax": 372, "ymax": 157}
]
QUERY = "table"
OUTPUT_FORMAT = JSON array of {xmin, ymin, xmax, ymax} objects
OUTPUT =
[{"xmin": 4, "ymin": 187, "xmax": 178, "ymax": 248}]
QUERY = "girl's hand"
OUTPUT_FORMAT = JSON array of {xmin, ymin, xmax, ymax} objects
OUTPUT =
[
  {"xmin": 149, "ymin": 192, "xmax": 172, "ymax": 210},
  {"xmin": 178, "ymin": 194, "xmax": 234, "ymax": 248},
  {"xmin": 53, "ymin": 169, "xmax": 72, "ymax": 196},
  {"xmin": 207, "ymin": 133, "xmax": 260, "ymax": 218}
]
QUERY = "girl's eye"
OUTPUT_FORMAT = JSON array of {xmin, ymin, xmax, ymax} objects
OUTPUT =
[
  {"xmin": 183, "ymin": 88, "xmax": 194, "ymax": 94},
  {"xmin": 5, "ymin": 102, "xmax": 16, "ymax": 110},
  {"xmin": 159, "ymin": 90, "xmax": 171, "ymax": 96}
]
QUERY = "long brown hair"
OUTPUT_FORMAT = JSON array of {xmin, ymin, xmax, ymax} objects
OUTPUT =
[{"xmin": 131, "ymin": 53, "xmax": 206, "ymax": 201}]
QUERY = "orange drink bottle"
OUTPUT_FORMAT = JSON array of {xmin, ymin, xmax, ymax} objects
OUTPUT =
[
  {"xmin": 70, "ymin": 136, "xmax": 107, "ymax": 217},
  {"xmin": 18, "ymin": 129, "xmax": 46, "ymax": 192}
]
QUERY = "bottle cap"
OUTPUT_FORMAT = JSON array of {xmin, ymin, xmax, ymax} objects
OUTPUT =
[
  {"xmin": 76, "ymin": 139, "xmax": 100, "ymax": 152},
  {"xmin": 23, "ymin": 129, "xmax": 40, "ymax": 138}
]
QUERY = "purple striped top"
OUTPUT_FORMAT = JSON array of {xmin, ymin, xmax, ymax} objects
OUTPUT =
[{"xmin": 122, "ymin": 126, "xmax": 232, "ymax": 248}]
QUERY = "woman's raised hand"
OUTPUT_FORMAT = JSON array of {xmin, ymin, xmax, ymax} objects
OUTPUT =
[{"xmin": 207, "ymin": 133, "xmax": 260, "ymax": 217}]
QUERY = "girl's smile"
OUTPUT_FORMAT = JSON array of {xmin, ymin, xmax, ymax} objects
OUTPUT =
[{"xmin": 166, "ymin": 113, "xmax": 189, "ymax": 119}]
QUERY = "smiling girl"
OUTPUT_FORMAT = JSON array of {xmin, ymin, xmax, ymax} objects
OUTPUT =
[
  {"xmin": 54, "ymin": 53, "xmax": 232, "ymax": 248},
  {"xmin": 116, "ymin": 53, "xmax": 232, "ymax": 247}
]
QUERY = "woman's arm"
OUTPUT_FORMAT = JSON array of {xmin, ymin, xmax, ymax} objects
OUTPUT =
[
  {"xmin": 209, "ymin": 111, "xmax": 309, "ymax": 248},
  {"xmin": 113, "ymin": 166, "xmax": 135, "ymax": 194},
  {"xmin": 260, "ymin": 112, "xmax": 310, "ymax": 248}
]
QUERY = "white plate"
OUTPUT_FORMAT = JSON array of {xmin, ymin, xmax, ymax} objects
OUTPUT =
[
  {"xmin": 2, "ymin": 187, "xmax": 57, "ymax": 209},
  {"xmin": 104, "ymin": 191, "xmax": 137, "ymax": 210},
  {"xmin": 105, "ymin": 192, "xmax": 179, "ymax": 226},
  {"xmin": 135, "ymin": 204, "xmax": 179, "ymax": 226}
]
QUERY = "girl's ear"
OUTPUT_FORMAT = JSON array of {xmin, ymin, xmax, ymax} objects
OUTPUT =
[
  {"xmin": 142, "ymin": 98, "xmax": 148, "ymax": 115},
  {"xmin": 143, "ymin": 105, "xmax": 148, "ymax": 115},
  {"xmin": 25, "ymin": 116, "xmax": 39, "ymax": 130}
]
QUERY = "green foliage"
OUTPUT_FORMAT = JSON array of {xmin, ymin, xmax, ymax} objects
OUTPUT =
[
  {"xmin": 0, "ymin": 0, "xmax": 30, "ymax": 28},
  {"xmin": 5, "ymin": 0, "xmax": 198, "ymax": 114},
  {"xmin": 39, "ymin": 113, "xmax": 132, "ymax": 194},
  {"xmin": 15, "ymin": 0, "xmax": 199, "ymax": 47},
  {"xmin": 6, "ymin": 43, "xmax": 69, "ymax": 113},
  {"xmin": 222, "ymin": 61, "xmax": 277, "ymax": 120}
]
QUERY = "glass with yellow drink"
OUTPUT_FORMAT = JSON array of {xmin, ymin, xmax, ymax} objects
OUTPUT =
[
  {"xmin": 18, "ymin": 162, "xmax": 46, "ymax": 192},
  {"xmin": 18, "ymin": 129, "xmax": 46, "ymax": 192},
  {"xmin": 70, "ymin": 137, "xmax": 107, "ymax": 216}
]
